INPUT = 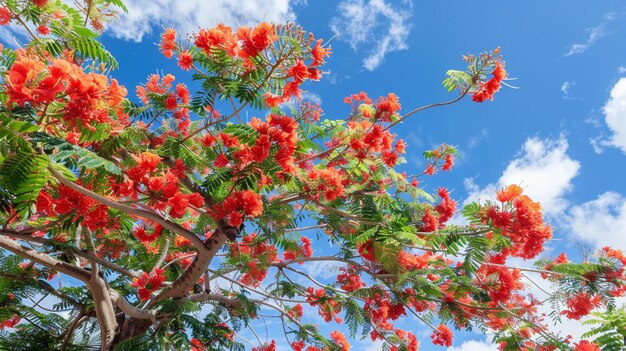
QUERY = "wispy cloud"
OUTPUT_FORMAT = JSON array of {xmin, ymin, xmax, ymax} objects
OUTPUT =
[
  {"xmin": 108, "ymin": 0, "xmax": 301, "ymax": 42},
  {"xmin": 560, "ymin": 81, "xmax": 582, "ymax": 101},
  {"xmin": 619, "ymin": 66, "xmax": 626, "ymax": 74},
  {"xmin": 330, "ymin": 0, "xmax": 413, "ymax": 71},
  {"xmin": 564, "ymin": 12, "xmax": 624, "ymax": 57},
  {"xmin": 447, "ymin": 338, "xmax": 499, "ymax": 351},
  {"xmin": 561, "ymin": 81, "xmax": 573, "ymax": 95},
  {"xmin": 466, "ymin": 128, "xmax": 489, "ymax": 149}
]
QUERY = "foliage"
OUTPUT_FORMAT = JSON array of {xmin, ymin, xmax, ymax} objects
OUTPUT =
[{"xmin": 0, "ymin": 1, "xmax": 623, "ymax": 351}]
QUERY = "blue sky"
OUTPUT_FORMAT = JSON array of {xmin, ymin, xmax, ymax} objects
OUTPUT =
[{"xmin": 4, "ymin": 0, "xmax": 626, "ymax": 350}]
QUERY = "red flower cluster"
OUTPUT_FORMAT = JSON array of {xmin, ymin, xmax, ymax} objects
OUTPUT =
[
  {"xmin": 484, "ymin": 185, "xmax": 552, "ymax": 259},
  {"xmin": 36, "ymin": 186, "xmax": 113, "ymax": 233},
  {"xmin": 574, "ymin": 340, "xmax": 602, "ymax": 351},
  {"xmin": 124, "ymin": 152, "xmax": 204, "ymax": 219},
  {"xmin": 0, "ymin": 7, "xmax": 11, "ymax": 25},
  {"xmin": 375, "ymin": 93, "xmax": 401, "ymax": 122},
  {"xmin": 248, "ymin": 114, "xmax": 299, "ymax": 171},
  {"xmin": 5, "ymin": 54, "xmax": 128, "ymax": 138},
  {"xmin": 282, "ymin": 237, "xmax": 313, "ymax": 261},
  {"xmin": 330, "ymin": 331, "xmax": 350, "ymax": 351},
  {"xmin": 230, "ymin": 234, "xmax": 277, "ymax": 287},
  {"xmin": 305, "ymin": 287, "xmax": 342, "ymax": 323},
  {"xmin": 159, "ymin": 28, "xmax": 177, "ymax": 58},
  {"xmin": 430, "ymin": 324, "xmax": 453, "ymax": 347},
  {"xmin": 561, "ymin": 292, "xmax": 601, "ymax": 320},
  {"xmin": 0, "ymin": 315, "xmax": 20, "ymax": 329},
  {"xmin": 475, "ymin": 264, "xmax": 523, "ymax": 306},
  {"xmin": 291, "ymin": 341, "xmax": 323, "ymax": 351},
  {"xmin": 389, "ymin": 330, "xmax": 419, "ymax": 351},
  {"xmin": 364, "ymin": 290, "xmax": 407, "ymax": 331},
  {"xmin": 133, "ymin": 225, "xmax": 162, "ymax": 244},
  {"xmin": 305, "ymin": 167, "xmax": 346, "ymax": 201},
  {"xmin": 136, "ymin": 74, "xmax": 191, "ymax": 133},
  {"xmin": 131, "ymin": 268, "xmax": 167, "ymax": 301},
  {"xmin": 190, "ymin": 338, "xmax": 205, "ymax": 351},
  {"xmin": 263, "ymin": 36, "xmax": 328, "ymax": 106},
  {"xmin": 435, "ymin": 187, "xmax": 457, "ymax": 226},
  {"xmin": 472, "ymin": 61, "xmax": 507, "ymax": 102},
  {"xmin": 336, "ymin": 267, "xmax": 365, "ymax": 292},
  {"xmin": 397, "ymin": 251, "xmax": 431, "ymax": 271},
  {"xmin": 213, "ymin": 190, "xmax": 263, "ymax": 227},
  {"xmin": 252, "ymin": 340, "xmax": 276, "ymax": 351}
]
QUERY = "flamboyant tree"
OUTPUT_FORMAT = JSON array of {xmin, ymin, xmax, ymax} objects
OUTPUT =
[{"xmin": 0, "ymin": 1, "xmax": 624, "ymax": 351}]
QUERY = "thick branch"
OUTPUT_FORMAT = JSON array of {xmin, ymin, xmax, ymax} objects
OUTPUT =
[
  {"xmin": 109, "ymin": 289, "xmax": 156, "ymax": 321},
  {"xmin": 150, "ymin": 222, "xmax": 235, "ymax": 304},
  {"xmin": 0, "ymin": 236, "xmax": 91, "ymax": 282},
  {"xmin": 48, "ymin": 165, "xmax": 205, "ymax": 251}
]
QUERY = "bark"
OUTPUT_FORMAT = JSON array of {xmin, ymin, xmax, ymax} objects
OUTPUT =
[
  {"xmin": 86, "ymin": 276, "xmax": 118, "ymax": 351},
  {"xmin": 151, "ymin": 221, "xmax": 235, "ymax": 304}
]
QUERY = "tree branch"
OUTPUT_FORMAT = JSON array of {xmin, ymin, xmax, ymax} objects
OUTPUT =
[{"xmin": 48, "ymin": 165, "xmax": 206, "ymax": 251}]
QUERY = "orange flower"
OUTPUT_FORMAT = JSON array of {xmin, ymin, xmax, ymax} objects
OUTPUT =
[{"xmin": 496, "ymin": 184, "xmax": 523, "ymax": 202}]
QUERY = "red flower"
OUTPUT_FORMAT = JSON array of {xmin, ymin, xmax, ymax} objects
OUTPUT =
[
  {"xmin": 214, "ymin": 153, "xmax": 229, "ymax": 167},
  {"xmin": 160, "ymin": 28, "xmax": 176, "ymax": 58},
  {"xmin": 0, "ymin": 7, "xmax": 10, "ymax": 25},
  {"xmin": 263, "ymin": 92, "xmax": 283, "ymax": 107},
  {"xmin": 288, "ymin": 60, "xmax": 309, "ymax": 83},
  {"xmin": 442, "ymin": 153, "xmax": 454, "ymax": 171},
  {"xmin": 311, "ymin": 39, "xmax": 331, "ymax": 66},
  {"xmin": 561, "ymin": 292, "xmax": 602, "ymax": 320},
  {"xmin": 431, "ymin": 324, "xmax": 453, "ymax": 347},
  {"xmin": 134, "ymin": 226, "xmax": 160, "ymax": 243},
  {"xmin": 252, "ymin": 340, "xmax": 276, "ymax": 351},
  {"xmin": 177, "ymin": 52, "xmax": 193, "ymax": 70},
  {"xmin": 136, "ymin": 152, "xmax": 161, "ymax": 173},
  {"xmin": 425, "ymin": 164, "xmax": 436, "ymax": 175},
  {"xmin": 131, "ymin": 268, "xmax": 167, "ymax": 301},
  {"xmin": 168, "ymin": 192, "xmax": 190, "ymax": 218},
  {"xmin": 36, "ymin": 24, "xmax": 50, "ymax": 35},
  {"xmin": 250, "ymin": 22, "xmax": 276, "ymax": 51},
  {"xmin": 0, "ymin": 315, "xmax": 20, "ymax": 329},
  {"xmin": 574, "ymin": 340, "xmax": 601, "ymax": 351},
  {"xmin": 421, "ymin": 209, "xmax": 438, "ymax": 232},
  {"xmin": 191, "ymin": 338, "xmax": 205, "ymax": 351},
  {"xmin": 330, "ymin": 331, "xmax": 350, "ymax": 351},
  {"xmin": 381, "ymin": 151, "xmax": 398, "ymax": 167},
  {"xmin": 395, "ymin": 139, "xmax": 406, "ymax": 153},
  {"xmin": 472, "ymin": 61, "xmax": 507, "ymax": 103},
  {"xmin": 375, "ymin": 93, "xmax": 401, "ymax": 122},
  {"xmin": 164, "ymin": 94, "xmax": 177, "ymax": 110}
]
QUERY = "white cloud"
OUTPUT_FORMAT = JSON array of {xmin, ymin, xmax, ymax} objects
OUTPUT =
[
  {"xmin": 362, "ymin": 340, "xmax": 384, "ymax": 351},
  {"xmin": 565, "ymin": 191, "xmax": 626, "ymax": 250},
  {"xmin": 464, "ymin": 136, "xmax": 580, "ymax": 217},
  {"xmin": 330, "ymin": 0, "xmax": 412, "ymax": 71},
  {"xmin": 561, "ymin": 81, "xmax": 573, "ymax": 95},
  {"xmin": 0, "ymin": 22, "xmax": 37, "ymax": 47},
  {"xmin": 302, "ymin": 91, "xmax": 322, "ymax": 105},
  {"xmin": 108, "ymin": 0, "xmax": 300, "ymax": 42},
  {"xmin": 601, "ymin": 78, "xmax": 626, "ymax": 153},
  {"xmin": 564, "ymin": 12, "xmax": 624, "ymax": 56},
  {"xmin": 618, "ymin": 66, "xmax": 626, "ymax": 74},
  {"xmin": 447, "ymin": 337, "xmax": 499, "ymax": 351}
]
